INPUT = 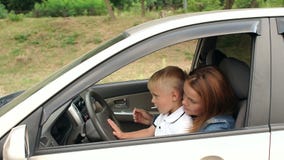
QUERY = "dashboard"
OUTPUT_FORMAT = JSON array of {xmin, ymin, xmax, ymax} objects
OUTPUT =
[
  {"xmin": 40, "ymin": 95, "xmax": 91, "ymax": 147},
  {"xmin": 71, "ymin": 96, "xmax": 89, "ymax": 122}
]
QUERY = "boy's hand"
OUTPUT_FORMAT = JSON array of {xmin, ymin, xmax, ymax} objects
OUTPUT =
[
  {"xmin": 107, "ymin": 119, "xmax": 124, "ymax": 139},
  {"xmin": 133, "ymin": 108, "xmax": 153, "ymax": 126}
]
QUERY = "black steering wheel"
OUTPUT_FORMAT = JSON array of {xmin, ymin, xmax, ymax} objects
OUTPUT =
[{"xmin": 85, "ymin": 88, "xmax": 121, "ymax": 141}]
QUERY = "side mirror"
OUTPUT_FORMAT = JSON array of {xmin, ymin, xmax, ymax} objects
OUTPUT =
[{"xmin": 3, "ymin": 125, "xmax": 29, "ymax": 160}]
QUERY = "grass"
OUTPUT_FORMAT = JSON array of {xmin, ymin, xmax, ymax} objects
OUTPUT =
[{"xmin": 0, "ymin": 14, "xmax": 160, "ymax": 96}]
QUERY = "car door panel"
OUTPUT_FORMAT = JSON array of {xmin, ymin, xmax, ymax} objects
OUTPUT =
[
  {"xmin": 30, "ymin": 130, "xmax": 270, "ymax": 160},
  {"xmin": 270, "ymin": 127, "xmax": 284, "ymax": 160},
  {"xmin": 92, "ymin": 80, "xmax": 157, "ymax": 131},
  {"xmin": 106, "ymin": 92, "xmax": 155, "ymax": 131}
]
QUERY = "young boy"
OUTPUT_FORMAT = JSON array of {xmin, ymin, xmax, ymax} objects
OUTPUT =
[{"xmin": 107, "ymin": 66, "xmax": 193, "ymax": 139}]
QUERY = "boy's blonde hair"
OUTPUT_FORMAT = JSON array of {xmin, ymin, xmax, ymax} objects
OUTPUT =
[{"xmin": 147, "ymin": 66, "xmax": 186, "ymax": 95}]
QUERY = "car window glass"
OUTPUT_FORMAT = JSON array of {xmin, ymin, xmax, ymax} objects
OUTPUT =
[
  {"xmin": 216, "ymin": 34, "xmax": 252, "ymax": 65},
  {"xmin": 98, "ymin": 40, "xmax": 197, "ymax": 84}
]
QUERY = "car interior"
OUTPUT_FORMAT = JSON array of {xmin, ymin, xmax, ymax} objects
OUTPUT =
[{"xmin": 38, "ymin": 33, "xmax": 252, "ymax": 148}]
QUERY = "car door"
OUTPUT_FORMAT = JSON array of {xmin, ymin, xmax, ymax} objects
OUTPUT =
[
  {"xmin": 92, "ymin": 80, "xmax": 154, "ymax": 131},
  {"xmin": 3, "ymin": 17, "xmax": 271, "ymax": 160},
  {"xmin": 269, "ymin": 17, "xmax": 284, "ymax": 159}
]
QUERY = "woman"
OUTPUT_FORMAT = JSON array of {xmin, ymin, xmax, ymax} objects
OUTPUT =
[{"xmin": 182, "ymin": 66, "xmax": 237, "ymax": 132}]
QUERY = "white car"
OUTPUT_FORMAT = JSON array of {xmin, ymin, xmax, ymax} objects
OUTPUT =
[{"xmin": 1, "ymin": 8, "xmax": 284, "ymax": 160}]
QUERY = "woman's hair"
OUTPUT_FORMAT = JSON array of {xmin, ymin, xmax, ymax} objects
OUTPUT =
[
  {"xmin": 186, "ymin": 66, "xmax": 237, "ymax": 132},
  {"xmin": 148, "ymin": 66, "xmax": 186, "ymax": 96}
]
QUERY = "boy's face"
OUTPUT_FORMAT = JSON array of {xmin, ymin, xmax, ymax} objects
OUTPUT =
[
  {"xmin": 182, "ymin": 82, "xmax": 204, "ymax": 116},
  {"xmin": 150, "ymin": 84, "xmax": 176, "ymax": 114}
]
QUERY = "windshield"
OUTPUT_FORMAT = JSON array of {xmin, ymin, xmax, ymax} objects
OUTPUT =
[{"xmin": 0, "ymin": 33, "xmax": 128, "ymax": 116}]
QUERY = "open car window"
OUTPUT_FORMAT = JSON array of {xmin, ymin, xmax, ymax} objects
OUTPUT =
[{"xmin": 99, "ymin": 40, "xmax": 196, "ymax": 84}]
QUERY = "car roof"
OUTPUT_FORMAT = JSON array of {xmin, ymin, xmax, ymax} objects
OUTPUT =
[{"xmin": 126, "ymin": 8, "xmax": 284, "ymax": 39}]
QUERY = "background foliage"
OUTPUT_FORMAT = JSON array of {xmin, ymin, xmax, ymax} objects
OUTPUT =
[
  {"xmin": 0, "ymin": 3, "xmax": 7, "ymax": 18},
  {"xmin": 0, "ymin": 0, "xmax": 284, "ymax": 18},
  {"xmin": 0, "ymin": 0, "xmax": 42, "ymax": 13},
  {"xmin": 32, "ymin": 0, "xmax": 107, "ymax": 17},
  {"xmin": 187, "ymin": 0, "xmax": 222, "ymax": 12}
]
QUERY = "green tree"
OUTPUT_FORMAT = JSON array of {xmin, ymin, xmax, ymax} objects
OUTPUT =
[
  {"xmin": 188, "ymin": 0, "xmax": 222, "ymax": 12},
  {"xmin": 144, "ymin": 0, "xmax": 184, "ymax": 11},
  {"xmin": 0, "ymin": 0, "xmax": 42, "ymax": 13},
  {"xmin": 224, "ymin": 0, "xmax": 234, "ymax": 9},
  {"xmin": 33, "ymin": 0, "xmax": 107, "ymax": 17},
  {"xmin": 250, "ymin": 0, "xmax": 259, "ymax": 7},
  {"xmin": 262, "ymin": 0, "xmax": 284, "ymax": 7},
  {"xmin": 0, "ymin": 3, "xmax": 8, "ymax": 18},
  {"xmin": 234, "ymin": 0, "xmax": 254, "ymax": 8},
  {"xmin": 110, "ymin": 0, "xmax": 137, "ymax": 11},
  {"xmin": 104, "ymin": 0, "xmax": 115, "ymax": 19},
  {"xmin": 141, "ymin": 0, "xmax": 145, "ymax": 16}
]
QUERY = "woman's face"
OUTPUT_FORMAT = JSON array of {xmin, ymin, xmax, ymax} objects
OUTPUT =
[{"xmin": 182, "ymin": 82, "xmax": 204, "ymax": 116}]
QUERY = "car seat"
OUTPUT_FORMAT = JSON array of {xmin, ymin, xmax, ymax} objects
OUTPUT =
[
  {"xmin": 206, "ymin": 49, "xmax": 227, "ymax": 66},
  {"xmin": 218, "ymin": 57, "xmax": 250, "ymax": 129}
]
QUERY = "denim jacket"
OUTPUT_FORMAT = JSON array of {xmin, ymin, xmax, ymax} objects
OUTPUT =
[{"xmin": 200, "ymin": 115, "xmax": 235, "ymax": 132}]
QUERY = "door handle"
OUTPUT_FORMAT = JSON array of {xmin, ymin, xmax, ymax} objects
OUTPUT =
[
  {"xmin": 114, "ymin": 98, "xmax": 127, "ymax": 105},
  {"xmin": 113, "ymin": 98, "xmax": 128, "ymax": 109}
]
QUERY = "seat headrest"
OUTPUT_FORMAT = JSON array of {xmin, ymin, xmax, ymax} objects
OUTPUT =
[
  {"xmin": 206, "ymin": 49, "xmax": 227, "ymax": 66},
  {"xmin": 219, "ymin": 58, "xmax": 250, "ymax": 99}
]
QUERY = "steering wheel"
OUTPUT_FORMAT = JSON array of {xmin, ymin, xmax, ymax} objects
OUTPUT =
[{"xmin": 85, "ymin": 88, "xmax": 121, "ymax": 141}]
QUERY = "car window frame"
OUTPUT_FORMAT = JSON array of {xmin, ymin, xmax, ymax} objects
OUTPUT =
[
  {"xmin": 246, "ymin": 18, "xmax": 270, "ymax": 127},
  {"xmin": 270, "ymin": 17, "xmax": 284, "ymax": 124},
  {"xmin": 268, "ymin": 17, "xmax": 284, "ymax": 160}
]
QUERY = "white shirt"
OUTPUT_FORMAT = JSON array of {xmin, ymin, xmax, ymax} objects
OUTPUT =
[{"xmin": 153, "ymin": 106, "xmax": 193, "ymax": 136}]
